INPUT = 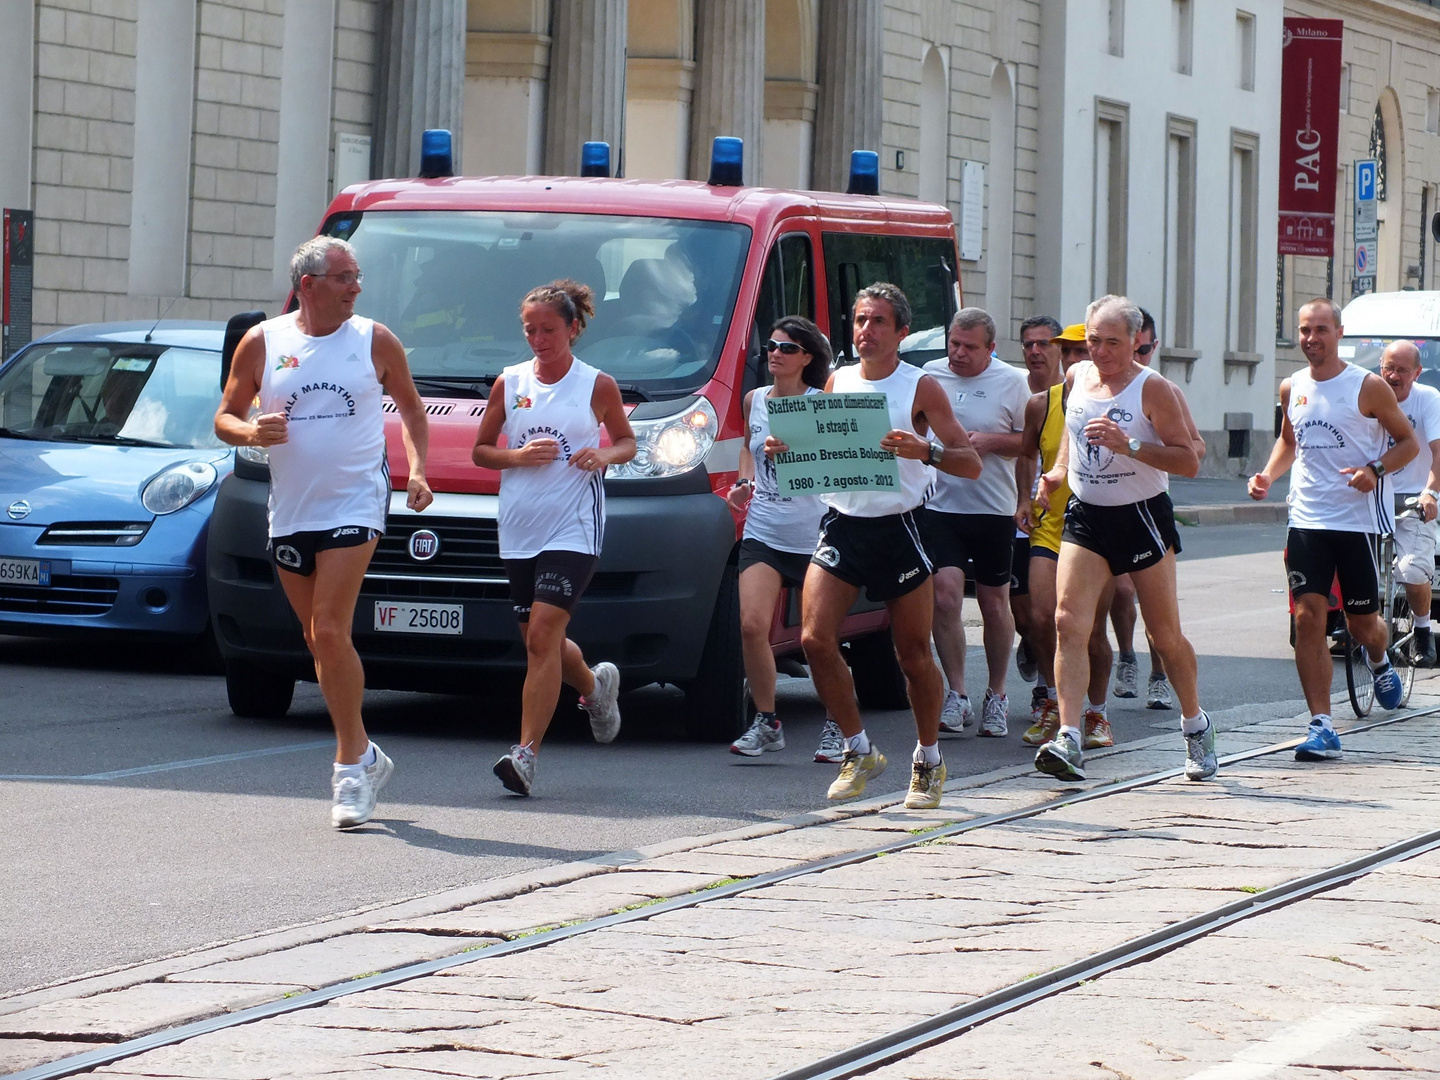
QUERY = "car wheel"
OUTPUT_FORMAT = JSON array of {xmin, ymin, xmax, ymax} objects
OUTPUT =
[
  {"xmin": 848, "ymin": 629, "xmax": 909, "ymax": 711},
  {"xmin": 684, "ymin": 564, "xmax": 747, "ymax": 743},
  {"xmin": 225, "ymin": 658, "xmax": 296, "ymax": 719}
]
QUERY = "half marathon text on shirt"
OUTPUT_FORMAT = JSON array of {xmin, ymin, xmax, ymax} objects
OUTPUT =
[
  {"xmin": 284, "ymin": 381, "xmax": 357, "ymax": 421},
  {"xmin": 767, "ymin": 393, "xmax": 901, "ymax": 495}
]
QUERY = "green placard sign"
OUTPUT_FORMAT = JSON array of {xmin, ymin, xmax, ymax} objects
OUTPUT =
[{"xmin": 766, "ymin": 392, "xmax": 901, "ymax": 496}]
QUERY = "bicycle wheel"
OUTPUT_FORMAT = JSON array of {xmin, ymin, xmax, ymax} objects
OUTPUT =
[
  {"xmin": 1344, "ymin": 632, "xmax": 1374, "ymax": 717},
  {"xmin": 1391, "ymin": 594, "xmax": 1416, "ymax": 707}
]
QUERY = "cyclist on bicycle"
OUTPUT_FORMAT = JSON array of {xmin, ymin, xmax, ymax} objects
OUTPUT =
[
  {"xmin": 1249, "ymin": 299, "xmax": 1419, "ymax": 760},
  {"xmin": 1378, "ymin": 340, "xmax": 1440, "ymax": 667}
]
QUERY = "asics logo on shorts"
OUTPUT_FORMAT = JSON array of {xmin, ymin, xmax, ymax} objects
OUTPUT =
[
  {"xmin": 898, "ymin": 567, "xmax": 920, "ymax": 584},
  {"xmin": 1132, "ymin": 550, "xmax": 1153, "ymax": 564},
  {"xmin": 332, "ymin": 526, "xmax": 360, "ymax": 538},
  {"xmin": 275, "ymin": 545, "xmax": 302, "ymax": 569}
]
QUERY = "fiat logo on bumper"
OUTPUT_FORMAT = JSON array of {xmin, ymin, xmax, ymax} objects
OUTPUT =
[{"xmin": 407, "ymin": 529, "xmax": 440, "ymax": 561}]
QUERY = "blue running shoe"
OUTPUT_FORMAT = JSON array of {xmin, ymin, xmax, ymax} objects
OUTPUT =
[
  {"xmin": 1372, "ymin": 662, "xmax": 1404, "ymax": 710},
  {"xmin": 1294, "ymin": 722, "xmax": 1342, "ymax": 761}
]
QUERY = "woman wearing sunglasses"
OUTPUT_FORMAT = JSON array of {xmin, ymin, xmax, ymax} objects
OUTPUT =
[{"xmin": 726, "ymin": 317, "xmax": 839, "ymax": 760}]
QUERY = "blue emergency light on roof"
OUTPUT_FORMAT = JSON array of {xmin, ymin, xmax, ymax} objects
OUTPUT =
[
  {"xmin": 580, "ymin": 142, "xmax": 611, "ymax": 177},
  {"xmin": 847, "ymin": 150, "xmax": 880, "ymax": 196},
  {"xmin": 708, "ymin": 137, "xmax": 744, "ymax": 187},
  {"xmin": 418, "ymin": 129, "xmax": 454, "ymax": 179}
]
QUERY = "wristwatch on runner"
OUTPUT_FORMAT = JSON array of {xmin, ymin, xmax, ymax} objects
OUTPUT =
[
  {"xmin": 1367, "ymin": 458, "xmax": 1386, "ymax": 478},
  {"xmin": 928, "ymin": 441, "xmax": 945, "ymax": 466},
  {"xmin": 1126, "ymin": 437, "xmax": 1142, "ymax": 457}
]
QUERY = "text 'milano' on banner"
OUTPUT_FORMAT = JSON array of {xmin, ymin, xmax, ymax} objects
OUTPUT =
[
  {"xmin": 1277, "ymin": 19, "xmax": 1344, "ymax": 258},
  {"xmin": 767, "ymin": 392, "xmax": 902, "ymax": 496}
]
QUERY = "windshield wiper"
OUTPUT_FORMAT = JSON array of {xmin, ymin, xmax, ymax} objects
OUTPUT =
[
  {"xmin": 411, "ymin": 375, "xmax": 492, "ymax": 399},
  {"xmin": 615, "ymin": 382, "xmax": 653, "ymax": 403},
  {"xmin": 54, "ymin": 433, "xmax": 180, "ymax": 449},
  {"xmin": 0, "ymin": 426, "xmax": 47, "ymax": 441}
]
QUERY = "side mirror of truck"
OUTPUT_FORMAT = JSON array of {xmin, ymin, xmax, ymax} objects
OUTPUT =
[{"xmin": 221, "ymin": 310, "xmax": 267, "ymax": 390}]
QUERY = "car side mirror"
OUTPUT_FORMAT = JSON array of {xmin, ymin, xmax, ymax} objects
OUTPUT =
[{"xmin": 221, "ymin": 310, "xmax": 266, "ymax": 390}]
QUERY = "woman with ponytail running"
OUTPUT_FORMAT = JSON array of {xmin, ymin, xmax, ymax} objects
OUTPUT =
[
  {"xmin": 472, "ymin": 280, "xmax": 636, "ymax": 795},
  {"xmin": 726, "ymin": 317, "xmax": 842, "ymax": 761}
]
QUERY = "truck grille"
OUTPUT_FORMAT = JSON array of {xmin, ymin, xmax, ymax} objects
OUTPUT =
[
  {"xmin": 0, "ymin": 575, "xmax": 120, "ymax": 616},
  {"xmin": 371, "ymin": 517, "xmax": 505, "ymax": 578}
]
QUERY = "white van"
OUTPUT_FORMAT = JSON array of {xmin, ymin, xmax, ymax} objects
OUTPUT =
[{"xmin": 1339, "ymin": 291, "xmax": 1440, "ymax": 388}]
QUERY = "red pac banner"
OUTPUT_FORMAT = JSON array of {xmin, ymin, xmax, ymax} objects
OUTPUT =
[{"xmin": 1277, "ymin": 18, "xmax": 1344, "ymax": 257}]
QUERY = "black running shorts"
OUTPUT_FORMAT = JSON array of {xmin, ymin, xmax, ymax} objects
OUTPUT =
[
  {"xmin": 915, "ymin": 508, "xmax": 1015, "ymax": 587},
  {"xmin": 1285, "ymin": 528, "xmax": 1379, "ymax": 615},
  {"xmin": 504, "ymin": 549, "xmax": 599, "ymax": 621},
  {"xmin": 1061, "ymin": 492, "xmax": 1182, "ymax": 575},
  {"xmin": 811, "ymin": 509, "xmax": 932, "ymax": 602},
  {"xmin": 270, "ymin": 526, "xmax": 380, "ymax": 577},
  {"xmin": 738, "ymin": 538, "xmax": 813, "ymax": 589}
]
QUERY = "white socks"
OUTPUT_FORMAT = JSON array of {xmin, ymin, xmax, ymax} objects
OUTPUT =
[
  {"xmin": 335, "ymin": 741, "xmax": 377, "ymax": 779},
  {"xmin": 1180, "ymin": 711, "xmax": 1208, "ymax": 735},
  {"xmin": 913, "ymin": 741, "xmax": 941, "ymax": 766},
  {"xmin": 1416, "ymin": 614, "xmax": 1432, "ymax": 629},
  {"xmin": 1311, "ymin": 713, "xmax": 1334, "ymax": 731},
  {"xmin": 1085, "ymin": 699, "xmax": 1106, "ymax": 718},
  {"xmin": 846, "ymin": 730, "xmax": 872, "ymax": 755}
]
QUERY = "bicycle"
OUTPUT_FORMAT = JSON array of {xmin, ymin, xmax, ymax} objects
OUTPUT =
[{"xmin": 1343, "ymin": 501, "xmax": 1420, "ymax": 717}]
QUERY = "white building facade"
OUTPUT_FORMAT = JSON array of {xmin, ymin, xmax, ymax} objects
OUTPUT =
[{"xmin": 1038, "ymin": 0, "xmax": 1285, "ymax": 471}]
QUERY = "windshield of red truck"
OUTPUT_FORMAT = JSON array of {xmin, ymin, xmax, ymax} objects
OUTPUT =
[{"xmin": 326, "ymin": 211, "xmax": 750, "ymax": 398}]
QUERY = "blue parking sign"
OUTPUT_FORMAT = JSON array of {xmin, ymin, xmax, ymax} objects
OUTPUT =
[{"xmin": 1357, "ymin": 160, "xmax": 1376, "ymax": 203}]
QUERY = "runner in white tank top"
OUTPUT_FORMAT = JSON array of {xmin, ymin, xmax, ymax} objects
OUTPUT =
[
  {"xmin": 764, "ymin": 284, "xmax": 981, "ymax": 811},
  {"xmin": 215, "ymin": 236, "xmax": 432, "ymax": 829},
  {"xmin": 724, "ymin": 318, "xmax": 838, "ymax": 762},
  {"xmin": 1250, "ymin": 298, "xmax": 1420, "ymax": 755},
  {"xmin": 259, "ymin": 311, "xmax": 389, "ymax": 538},
  {"xmin": 1033, "ymin": 296, "xmax": 1213, "ymax": 785},
  {"xmin": 472, "ymin": 280, "xmax": 637, "ymax": 797}
]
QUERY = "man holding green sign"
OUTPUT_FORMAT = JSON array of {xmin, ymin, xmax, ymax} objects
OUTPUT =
[{"xmin": 765, "ymin": 283, "xmax": 982, "ymax": 810}]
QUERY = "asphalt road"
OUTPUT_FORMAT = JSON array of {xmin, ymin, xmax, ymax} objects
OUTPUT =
[{"xmin": 0, "ymin": 521, "xmax": 1316, "ymax": 995}]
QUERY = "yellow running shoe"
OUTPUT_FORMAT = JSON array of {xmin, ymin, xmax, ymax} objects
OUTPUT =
[
  {"xmin": 1083, "ymin": 709, "xmax": 1114, "ymax": 749},
  {"xmin": 826, "ymin": 747, "xmax": 887, "ymax": 800},
  {"xmin": 1022, "ymin": 700, "xmax": 1060, "ymax": 746},
  {"xmin": 903, "ymin": 758, "xmax": 946, "ymax": 809}
]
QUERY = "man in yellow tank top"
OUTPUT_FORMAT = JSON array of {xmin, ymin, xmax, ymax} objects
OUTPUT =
[{"xmin": 1015, "ymin": 325, "xmax": 1117, "ymax": 749}]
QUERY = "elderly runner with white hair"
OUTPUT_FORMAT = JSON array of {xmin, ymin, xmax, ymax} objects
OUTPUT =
[
  {"xmin": 1033, "ymin": 294, "xmax": 1215, "ymax": 783},
  {"xmin": 216, "ymin": 235, "xmax": 433, "ymax": 829}
]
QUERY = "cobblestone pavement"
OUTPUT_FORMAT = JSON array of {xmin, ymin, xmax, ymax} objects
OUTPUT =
[{"xmin": 3, "ymin": 685, "xmax": 1438, "ymax": 1079}]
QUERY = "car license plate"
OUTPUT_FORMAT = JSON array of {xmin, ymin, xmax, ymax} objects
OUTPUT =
[
  {"xmin": 373, "ymin": 601, "xmax": 463, "ymax": 635},
  {"xmin": 0, "ymin": 557, "xmax": 50, "ymax": 587}
]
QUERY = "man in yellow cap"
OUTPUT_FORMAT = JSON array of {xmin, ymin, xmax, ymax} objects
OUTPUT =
[{"xmin": 1014, "ymin": 319, "xmax": 1115, "ymax": 749}]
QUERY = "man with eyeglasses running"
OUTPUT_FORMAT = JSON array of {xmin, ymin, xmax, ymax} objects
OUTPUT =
[
  {"xmin": 216, "ymin": 236, "xmax": 433, "ymax": 829},
  {"xmin": 1250, "ymin": 299, "xmax": 1419, "ymax": 758},
  {"xmin": 1108, "ymin": 309, "xmax": 1206, "ymax": 709},
  {"xmin": 1376, "ymin": 339, "xmax": 1440, "ymax": 667},
  {"xmin": 767, "ymin": 283, "xmax": 982, "ymax": 810}
]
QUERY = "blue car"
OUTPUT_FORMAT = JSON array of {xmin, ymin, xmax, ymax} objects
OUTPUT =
[{"xmin": 0, "ymin": 321, "xmax": 232, "ymax": 646}]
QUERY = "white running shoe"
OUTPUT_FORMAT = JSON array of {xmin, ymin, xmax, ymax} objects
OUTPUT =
[
  {"xmin": 365, "ymin": 743, "xmax": 393, "ymax": 795},
  {"xmin": 731, "ymin": 716, "xmax": 785, "ymax": 756},
  {"xmin": 979, "ymin": 690, "xmax": 1008, "ymax": 737},
  {"xmin": 1146, "ymin": 674, "xmax": 1174, "ymax": 711},
  {"xmin": 494, "ymin": 744, "xmax": 537, "ymax": 795},
  {"xmin": 331, "ymin": 769, "xmax": 376, "ymax": 829},
  {"xmin": 1113, "ymin": 659, "xmax": 1138, "ymax": 699},
  {"xmin": 814, "ymin": 719, "xmax": 845, "ymax": 763},
  {"xmin": 580, "ymin": 662, "xmax": 622, "ymax": 743},
  {"xmin": 938, "ymin": 690, "xmax": 972, "ymax": 734}
]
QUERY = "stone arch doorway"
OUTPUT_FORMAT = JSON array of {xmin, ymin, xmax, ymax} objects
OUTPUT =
[
  {"xmin": 985, "ymin": 60, "xmax": 1016, "ymax": 342},
  {"xmin": 1374, "ymin": 87, "xmax": 1405, "ymax": 293},
  {"xmin": 918, "ymin": 45, "xmax": 948, "ymax": 204}
]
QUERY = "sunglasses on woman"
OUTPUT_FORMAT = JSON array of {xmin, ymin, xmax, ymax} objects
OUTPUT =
[{"xmin": 765, "ymin": 339, "xmax": 805, "ymax": 355}]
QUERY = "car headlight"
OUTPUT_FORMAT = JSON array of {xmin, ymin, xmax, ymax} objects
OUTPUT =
[
  {"xmin": 607, "ymin": 397, "xmax": 719, "ymax": 480},
  {"xmin": 142, "ymin": 461, "xmax": 218, "ymax": 514},
  {"xmin": 236, "ymin": 444, "xmax": 269, "ymax": 466}
]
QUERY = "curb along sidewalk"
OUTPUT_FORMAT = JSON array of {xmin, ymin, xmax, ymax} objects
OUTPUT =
[
  {"xmin": 4, "ymin": 676, "xmax": 1437, "ymax": 1078},
  {"xmin": 1170, "ymin": 475, "xmax": 1288, "ymax": 526}
]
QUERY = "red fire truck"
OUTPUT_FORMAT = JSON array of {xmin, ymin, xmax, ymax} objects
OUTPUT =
[{"xmin": 207, "ymin": 136, "xmax": 962, "ymax": 741}]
